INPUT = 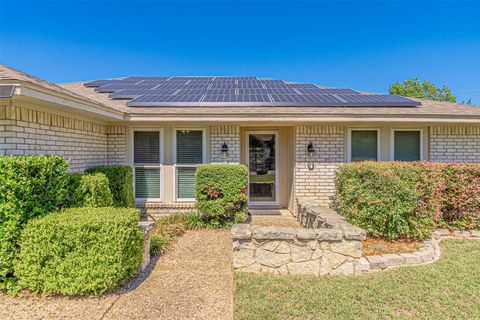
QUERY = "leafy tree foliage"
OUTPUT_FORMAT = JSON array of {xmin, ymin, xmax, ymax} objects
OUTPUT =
[
  {"xmin": 389, "ymin": 78, "xmax": 456, "ymax": 103},
  {"xmin": 461, "ymin": 98, "xmax": 477, "ymax": 106}
]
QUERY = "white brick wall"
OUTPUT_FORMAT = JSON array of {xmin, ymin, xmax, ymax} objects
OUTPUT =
[
  {"xmin": 430, "ymin": 126, "xmax": 480, "ymax": 162},
  {"xmin": 295, "ymin": 126, "xmax": 344, "ymax": 206},
  {"xmin": 107, "ymin": 125, "xmax": 127, "ymax": 165},
  {"xmin": 210, "ymin": 125, "xmax": 240, "ymax": 164},
  {"xmin": 0, "ymin": 103, "xmax": 126, "ymax": 172}
]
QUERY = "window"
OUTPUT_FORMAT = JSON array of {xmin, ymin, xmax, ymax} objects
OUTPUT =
[
  {"xmin": 392, "ymin": 130, "xmax": 422, "ymax": 161},
  {"xmin": 133, "ymin": 130, "xmax": 162, "ymax": 200},
  {"xmin": 175, "ymin": 129, "xmax": 205, "ymax": 200},
  {"xmin": 349, "ymin": 130, "xmax": 379, "ymax": 161}
]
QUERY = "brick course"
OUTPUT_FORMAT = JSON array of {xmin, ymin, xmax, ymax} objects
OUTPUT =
[
  {"xmin": 210, "ymin": 125, "xmax": 240, "ymax": 164},
  {"xmin": 295, "ymin": 126, "xmax": 344, "ymax": 206},
  {"xmin": 430, "ymin": 126, "xmax": 480, "ymax": 162},
  {"xmin": 0, "ymin": 103, "xmax": 126, "ymax": 172}
]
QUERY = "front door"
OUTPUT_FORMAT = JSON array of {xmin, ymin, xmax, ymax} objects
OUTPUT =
[{"xmin": 246, "ymin": 131, "xmax": 278, "ymax": 205}]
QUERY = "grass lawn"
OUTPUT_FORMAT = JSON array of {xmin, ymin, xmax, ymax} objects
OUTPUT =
[
  {"xmin": 235, "ymin": 239, "xmax": 480, "ymax": 320},
  {"xmin": 249, "ymin": 173, "xmax": 275, "ymax": 183}
]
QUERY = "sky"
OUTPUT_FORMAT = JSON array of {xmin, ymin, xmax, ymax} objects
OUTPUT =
[{"xmin": 1, "ymin": 1, "xmax": 479, "ymax": 103}]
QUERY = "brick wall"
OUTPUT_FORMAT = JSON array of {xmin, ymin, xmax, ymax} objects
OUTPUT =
[
  {"xmin": 295, "ymin": 126, "xmax": 344, "ymax": 206},
  {"xmin": 107, "ymin": 125, "xmax": 127, "ymax": 165},
  {"xmin": 210, "ymin": 125, "xmax": 240, "ymax": 164},
  {"xmin": 430, "ymin": 126, "xmax": 480, "ymax": 162},
  {"xmin": 0, "ymin": 102, "xmax": 126, "ymax": 172}
]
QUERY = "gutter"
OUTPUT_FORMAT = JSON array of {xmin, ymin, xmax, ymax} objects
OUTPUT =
[{"xmin": 125, "ymin": 113, "xmax": 480, "ymax": 123}]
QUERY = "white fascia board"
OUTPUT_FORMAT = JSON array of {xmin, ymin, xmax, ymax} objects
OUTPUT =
[
  {"xmin": 17, "ymin": 83, "xmax": 125, "ymax": 120},
  {"xmin": 126, "ymin": 114, "xmax": 480, "ymax": 123}
]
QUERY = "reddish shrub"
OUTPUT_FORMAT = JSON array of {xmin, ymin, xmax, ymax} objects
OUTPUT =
[{"xmin": 336, "ymin": 162, "xmax": 480, "ymax": 240}]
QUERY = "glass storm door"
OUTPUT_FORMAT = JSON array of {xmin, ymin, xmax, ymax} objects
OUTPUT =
[{"xmin": 247, "ymin": 132, "xmax": 278, "ymax": 204}]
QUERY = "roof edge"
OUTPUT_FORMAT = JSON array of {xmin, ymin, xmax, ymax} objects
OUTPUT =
[
  {"xmin": 12, "ymin": 80, "xmax": 125, "ymax": 120},
  {"xmin": 126, "ymin": 113, "xmax": 480, "ymax": 123}
]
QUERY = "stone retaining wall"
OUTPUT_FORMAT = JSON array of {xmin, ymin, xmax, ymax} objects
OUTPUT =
[
  {"xmin": 296, "ymin": 198, "xmax": 348, "ymax": 229},
  {"xmin": 361, "ymin": 230, "xmax": 480, "ymax": 272},
  {"xmin": 231, "ymin": 223, "xmax": 366, "ymax": 276},
  {"xmin": 361, "ymin": 236, "xmax": 441, "ymax": 273}
]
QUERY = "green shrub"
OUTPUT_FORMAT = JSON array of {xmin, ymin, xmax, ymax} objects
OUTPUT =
[
  {"xmin": 433, "ymin": 163, "xmax": 480, "ymax": 229},
  {"xmin": 195, "ymin": 164, "xmax": 248, "ymax": 227},
  {"xmin": 61, "ymin": 173, "xmax": 83, "ymax": 208},
  {"xmin": 0, "ymin": 155, "xmax": 68, "ymax": 291},
  {"xmin": 335, "ymin": 162, "xmax": 480, "ymax": 240},
  {"xmin": 85, "ymin": 166, "xmax": 134, "ymax": 208},
  {"xmin": 335, "ymin": 162, "xmax": 436, "ymax": 240},
  {"xmin": 79, "ymin": 173, "xmax": 113, "ymax": 207},
  {"xmin": 15, "ymin": 207, "xmax": 143, "ymax": 296}
]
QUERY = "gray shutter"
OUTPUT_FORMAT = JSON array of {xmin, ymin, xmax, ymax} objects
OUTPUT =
[
  {"xmin": 135, "ymin": 168, "xmax": 160, "ymax": 198},
  {"xmin": 351, "ymin": 130, "xmax": 378, "ymax": 161},
  {"xmin": 394, "ymin": 131, "xmax": 420, "ymax": 161},
  {"xmin": 177, "ymin": 167, "xmax": 197, "ymax": 199},
  {"xmin": 134, "ymin": 131, "xmax": 160, "ymax": 164},
  {"xmin": 176, "ymin": 130, "xmax": 203, "ymax": 164}
]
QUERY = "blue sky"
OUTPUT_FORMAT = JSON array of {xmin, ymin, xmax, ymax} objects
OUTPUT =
[{"xmin": 1, "ymin": 1, "xmax": 479, "ymax": 103}]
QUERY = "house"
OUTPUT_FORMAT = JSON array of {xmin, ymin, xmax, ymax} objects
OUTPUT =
[{"xmin": 1, "ymin": 64, "xmax": 479, "ymax": 215}]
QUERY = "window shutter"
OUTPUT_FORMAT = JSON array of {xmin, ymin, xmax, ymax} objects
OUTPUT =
[
  {"xmin": 134, "ymin": 131, "xmax": 160, "ymax": 164},
  {"xmin": 351, "ymin": 130, "xmax": 378, "ymax": 161},
  {"xmin": 135, "ymin": 167, "xmax": 160, "ymax": 198},
  {"xmin": 176, "ymin": 130, "xmax": 203, "ymax": 164},
  {"xmin": 177, "ymin": 167, "xmax": 197, "ymax": 199},
  {"xmin": 394, "ymin": 131, "xmax": 420, "ymax": 161}
]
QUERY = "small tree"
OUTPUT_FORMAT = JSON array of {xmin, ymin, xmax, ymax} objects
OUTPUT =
[
  {"xmin": 389, "ymin": 78, "xmax": 456, "ymax": 103},
  {"xmin": 461, "ymin": 98, "xmax": 477, "ymax": 106}
]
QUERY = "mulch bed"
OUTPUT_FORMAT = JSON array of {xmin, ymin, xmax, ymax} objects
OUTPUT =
[{"xmin": 363, "ymin": 237, "xmax": 422, "ymax": 256}]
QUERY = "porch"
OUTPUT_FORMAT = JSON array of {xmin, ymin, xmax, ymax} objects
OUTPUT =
[{"xmin": 136, "ymin": 124, "xmax": 344, "ymax": 218}]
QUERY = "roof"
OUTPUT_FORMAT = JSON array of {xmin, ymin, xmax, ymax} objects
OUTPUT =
[
  {"xmin": 81, "ymin": 76, "xmax": 420, "ymax": 108},
  {"xmin": 2, "ymin": 64, "xmax": 480, "ymax": 121},
  {"xmin": 0, "ymin": 64, "xmax": 110, "ymax": 109},
  {"xmin": 60, "ymin": 81, "xmax": 480, "ymax": 121}
]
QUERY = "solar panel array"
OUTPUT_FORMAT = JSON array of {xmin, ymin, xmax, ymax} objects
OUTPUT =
[{"xmin": 84, "ymin": 76, "xmax": 421, "ymax": 107}]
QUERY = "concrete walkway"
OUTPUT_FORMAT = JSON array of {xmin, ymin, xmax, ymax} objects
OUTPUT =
[{"xmin": 0, "ymin": 229, "xmax": 234, "ymax": 320}]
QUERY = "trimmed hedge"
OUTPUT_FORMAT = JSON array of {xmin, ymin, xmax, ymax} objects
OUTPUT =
[
  {"xmin": 195, "ymin": 164, "xmax": 248, "ymax": 226},
  {"xmin": 15, "ymin": 207, "xmax": 143, "ymax": 296},
  {"xmin": 434, "ymin": 163, "xmax": 480, "ymax": 229},
  {"xmin": 335, "ymin": 162, "xmax": 480, "ymax": 240},
  {"xmin": 78, "ymin": 173, "xmax": 113, "ymax": 207},
  {"xmin": 61, "ymin": 172, "xmax": 83, "ymax": 208},
  {"xmin": 0, "ymin": 155, "xmax": 68, "ymax": 290},
  {"xmin": 85, "ymin": 166, "xmax": 134, "ymax": 208}
]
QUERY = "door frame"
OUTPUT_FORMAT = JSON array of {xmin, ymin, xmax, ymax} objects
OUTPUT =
[{"xmin": 244, "ymin": 130, "xmax": 280, "ymax": 206}]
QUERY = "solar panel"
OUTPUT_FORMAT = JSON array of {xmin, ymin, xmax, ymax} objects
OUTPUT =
[
  {"xmin": 202, "ymin": 95, "xmax": 271, "ymax": 102},
  {"xmin": 85, "ymin": 75, "xmax": 420, "ymax": 107},
  {"xmin": 130, "ymin": 94, "xmax": 204, "ymax": 103},
  {"xmin": 179, "ymin": 88, "xmax": 236, "ymax": 95},
  {"xmin": 84, "ymin": 80, "xmax": 117, "ymax": 87},
  {"xmin": 295, "ymin": 88, "xmax": 359, "ymax": 95},
  {"xmin": 95, "ymin": 83, "xmax": 158, "ymax": 93},
  {"xmin": 237, "ymin": 88, "xmax": 298, "ymax": 95},
  {"xmin": 182, "ymin": 84, "xmax": 213, "ymax": 90},
  {"xmin": 109, "ymin": 88, "xmax": 178, "ymax": 99},
  {"xmin": 270, "ymin": 94, "xmax": 344, "ymax": 104}
]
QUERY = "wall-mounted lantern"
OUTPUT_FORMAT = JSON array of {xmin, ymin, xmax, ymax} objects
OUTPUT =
[
  {"xmin": 221, "ymin": 142, "xmax": 229, "ymax": 158},
  {"xmin": 307, "ymin": 142, "xmax": 316, "ymax": 157}
]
